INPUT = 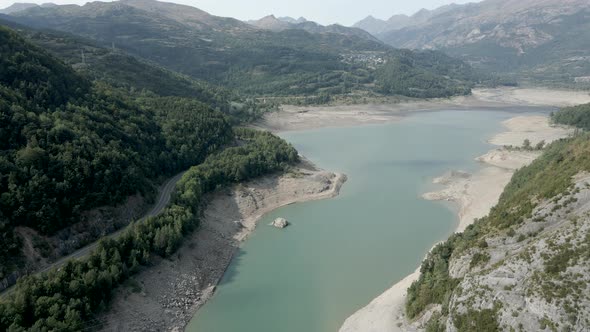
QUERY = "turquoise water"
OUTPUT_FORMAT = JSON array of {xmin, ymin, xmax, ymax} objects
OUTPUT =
[{"xmin": 188, "ymin": 110, "xmax": 520, "ymax": 332}]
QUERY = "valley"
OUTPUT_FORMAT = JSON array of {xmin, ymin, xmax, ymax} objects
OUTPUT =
[{"xmin": 0, "ymin": 0, "xmax": 590, "ymax": 331}]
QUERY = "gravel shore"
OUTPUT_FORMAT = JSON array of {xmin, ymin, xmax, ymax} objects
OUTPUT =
[{"xmin": 99, "ymin": 160, "xmax": 346, "ymax": 331}]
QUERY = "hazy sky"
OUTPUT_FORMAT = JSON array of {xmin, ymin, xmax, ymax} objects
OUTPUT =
[{"xmin": 0, "ymin": 0, "xmax": 479, "ymax": 25}]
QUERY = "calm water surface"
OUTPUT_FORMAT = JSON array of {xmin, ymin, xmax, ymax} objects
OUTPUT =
[{"xmin": 187, "ymin": 110, "xmax": 533, "ymax": 332}]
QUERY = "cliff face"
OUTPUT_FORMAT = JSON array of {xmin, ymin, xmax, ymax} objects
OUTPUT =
[
  {"xmin": 441, "ymin": 174, "xmax": 590, "ymax": 331},
  {"xmin": 355, "ymin": 0, "xmax": 590, "ymax": 87},
  {"xmin": 408, "ymin": 134, "xmax": 590, "ymax": 331},
  {"xmin": 379, "ymin": 0, "xmax": 590, "ymax": 51}
]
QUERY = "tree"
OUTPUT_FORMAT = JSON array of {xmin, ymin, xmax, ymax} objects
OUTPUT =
[{"xmin": 523, "ymin": 139, "xmax": 532, "ymax": 150}]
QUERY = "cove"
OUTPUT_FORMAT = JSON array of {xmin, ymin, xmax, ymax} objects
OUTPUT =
[{"xmin": 187, "ymin": 109, "xmax": 528, "ymax": 332}]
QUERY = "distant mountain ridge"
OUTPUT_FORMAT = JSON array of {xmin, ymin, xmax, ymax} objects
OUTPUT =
[
  {"xmin": 1, "ymin": 0, "xmax": 481, "ymax": 99},
  {"xmin": 277, "ymin": 16, "xmax": 307, "ymax": 24},
  {"xmin": 247, "ymin": 14, "xmax": 377, "ymax": 41},
  {"xmin": 354, "ymin": 0, "xmax": 590, "ymax": 88},
  {"xmin": 0, "ymin": 2, "xmax": 56, "ymax": 14},
  {"xmin": 353, "ymin": 4, "xmax": 459, "ymax": 36}
]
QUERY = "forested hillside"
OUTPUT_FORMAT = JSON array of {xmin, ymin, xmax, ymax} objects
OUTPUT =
[
  {"xmin": 375, "ymin": 49, "xmax": 475, "ymax": 98},
  {"xmin": 0, "ymin": 18, "xmax": 274, "ymax": 122},
  {"xmin": 0, "ymin": 129, "xmax": 300, "ymax": 331},
  {"xmin": 3, "ymin": 0, "xmax": 481, "ymax": 99},
  {"xmin": 0, "ymin": 26, "xmax": 233, "ymax": 279},
  {"xmin": 551, "ymin": 103, "xmax": 590, "ymax": 131}
]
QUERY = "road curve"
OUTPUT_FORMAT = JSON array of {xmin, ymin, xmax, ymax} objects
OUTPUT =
[{"xmin": 1, "ymin": 171, "xmax": 186, "ymax": 298}]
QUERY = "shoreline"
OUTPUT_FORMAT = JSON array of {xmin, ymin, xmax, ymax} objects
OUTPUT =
[
  {"xmin": 99, "ymin": 87, "xmax": 586, "ymax": 331},
  {"xmin": 256, "ymin": 87, "xmax": 590, "ymax": 133},
  {"xmin": 338, "ymin": 115, "xmax": 574, "ymax": 332},
  {"xmin": 99, "ymin": 160, "xmax": 347, "ymax": 331}
]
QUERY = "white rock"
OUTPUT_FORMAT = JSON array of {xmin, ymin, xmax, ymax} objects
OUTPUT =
[{"xmin": 270, "ymin": 218, "xmax": 289, "ymax": 229}]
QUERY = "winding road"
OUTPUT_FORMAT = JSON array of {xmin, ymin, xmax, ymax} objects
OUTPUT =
[{"xmin": 1, "ymin": 171, "xmax": 186, "ymax": 297}]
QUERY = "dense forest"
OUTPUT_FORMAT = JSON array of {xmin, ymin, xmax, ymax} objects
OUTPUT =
[
  {"xmin": 551, "ymin": 103, "xmax": 590, "ymax": 130},
  {"xmin": 0, "ymin": 18, "xmax": 277, "ymax": 122},
  {"xmin": 376, "ymin": 50, "xmax": 476, "ymax": 98},
  {"xmin": 0, "ymin": 26, "xmax": 234, "ymax": 279},
  {"xmin": 0, "ymin": 128, "xmax": 299, "ymax": 331},
  {"xmin": 406, "ymin": 105, "xmax": 590, "ymax": 330}
]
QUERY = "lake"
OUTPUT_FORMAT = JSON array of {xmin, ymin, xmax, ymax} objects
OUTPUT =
[{"xmin": 187, "ymin": 109, "xmax": 533, "ymax": 332}]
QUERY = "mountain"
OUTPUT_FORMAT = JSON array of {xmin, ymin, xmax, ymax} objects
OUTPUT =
[
  {"xmin": 362, "ymin": 0, "xmax": 590, "ymax": 87},
  {"xmin": 0, "ymin": 18, "xmax": 271, "ymax": 125},
  {"xmin": 247, "ymin": 14, "xmax": 378, "ymax": 40},
  {"xmin": 353, "ymin": 16, "xmax": 387, "ymax": 35},
  {"xmin": 277, "ymin": 16, "xmax": 307, "ymax": 24},
  {"xmin": 247, "ymin": 15, "xmax": 293, "ymax": 31},
  {"xmin": 0, "ymin": 24, "xmax": 301, "ymax": 331},
  {"xmin": 0, "ymin": 2, "xmax": 56, "ymax": 14},
  {"xmin": 353, "ymin": 5, "xmax": 459, "ymax": 36},
  {"xmin": 0, "ymin": 24, "xmax": 236, "ymax": 280},
  {"xmin": 353, "ymin": 15, "xmax": 410, "ymax": 36},
  {"xmin": 0, "ymin": 2, "xmax": 36, "ymax": 14},
  {"xmin": 3, "ymin": 0, "xmax": 480, "ymax": 99},
  {"xmin": 4, "ymin": 0, "xmax": 386, "ymax": 96}
]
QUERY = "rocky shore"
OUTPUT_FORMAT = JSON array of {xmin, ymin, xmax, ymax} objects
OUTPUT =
[{"xmin": 99, "ymin": 160, "xmax": 346, "ymax": 331}]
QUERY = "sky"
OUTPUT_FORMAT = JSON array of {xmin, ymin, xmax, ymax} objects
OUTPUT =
[{"xmin": 0, "ymin": 0, "xmax": 479, "ymax": 26}]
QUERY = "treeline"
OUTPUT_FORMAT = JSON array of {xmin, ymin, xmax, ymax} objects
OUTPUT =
[
  {"xmin": 0, "ymin": 128, "xmax": 299, "ymax": 331},
  {"xmin": 0, "ymin": 26, "xmax": 234, "ymax": 278},
  {"xmin": 405, "ymin": 131, "xmax": 590, "ymax": 329},
  {"xmin": 551, "ymin": 102, "xmax": 590, "ymax": 130},
  {"xmin": 376, "ymin": 50, "xmax": 475, "ymax": 98}
]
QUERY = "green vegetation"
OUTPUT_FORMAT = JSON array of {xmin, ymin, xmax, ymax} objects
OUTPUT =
[
  {"xmin": 469, "ymin": 251, "xmax": 491, "ymax": 268},
  {"xmin": 0, "ymin": 26, "xmax": 234, "ymax": 278},
  {"xmin": 376, "ymin": 50, "xmax": 475, "ymax": 98},
  {"xmin": 425, "ymin": 312, "xmax": 445, "ymax": 332},
  {"xmin": 0, "ymin": 24, "xmax": 303, "ymax": 330},
  {"xmin": 4, "ymin": 0, "xmax": 481, "ymax": 100},
  {"xmin": 406, "ymin": 104, "xmax": 590, "ymax": 324},
  {"xmin": 0, "ymin": 18, "xmax": 276, "ymax": 123},
  {"xmin": 0, "ymin": 128, "xmax": 299, "ymax": 331},
  {"xmin": 406, "ymin": 237, "xmax": 461, "ymax": 318},
  {"xmin": 476, "ymin": 134, "xmax": 590, "ymax": 234},
  {"xmin": 453, "ymin": 308, "xmax": 500, "ymax": 332},
  {"xmin": 552, "ymin": 103, "xmax": 590, "ymax": 131}
]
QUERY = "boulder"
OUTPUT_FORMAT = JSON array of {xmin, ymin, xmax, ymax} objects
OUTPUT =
[{"xmin": 270, "ymin": 218, "xmax": 289, "ymax": 229}]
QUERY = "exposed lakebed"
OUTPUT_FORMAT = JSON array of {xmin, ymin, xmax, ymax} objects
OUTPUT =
[{"xmin": 187, "ymin": 109, "xmax": 544, "ymax": 332}]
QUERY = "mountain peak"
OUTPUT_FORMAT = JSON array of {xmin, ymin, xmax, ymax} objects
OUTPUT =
[
  {"xmin": 0, "ymin": 2, "xmax": 38, "ymax": 14},
  {"xmin": 248, "ymin": 14, "xmax": 291, "ymax": 31}
]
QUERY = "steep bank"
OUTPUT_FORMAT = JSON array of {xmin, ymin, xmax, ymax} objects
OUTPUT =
[
  {"xmin": 339, "ymin": 115, "xmax": 573, "ymax": 332},
  {"xmin": 99, "ymin": 161, "xmax": 346, "ymax": 331}
]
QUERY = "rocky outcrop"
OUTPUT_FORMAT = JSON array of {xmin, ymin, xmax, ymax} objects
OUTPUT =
[
  {"xmin": 442, "ymin": 173, "xmax": 590, "ymax": 331},
  {"xmin": 271, "ymin": 218, "xmax": 289, "ymax": 229}
]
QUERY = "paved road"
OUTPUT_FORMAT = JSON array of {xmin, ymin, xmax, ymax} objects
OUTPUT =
[{"xmin": 1, "ymin": 171, "xmax": 186, "ymax": 297}]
